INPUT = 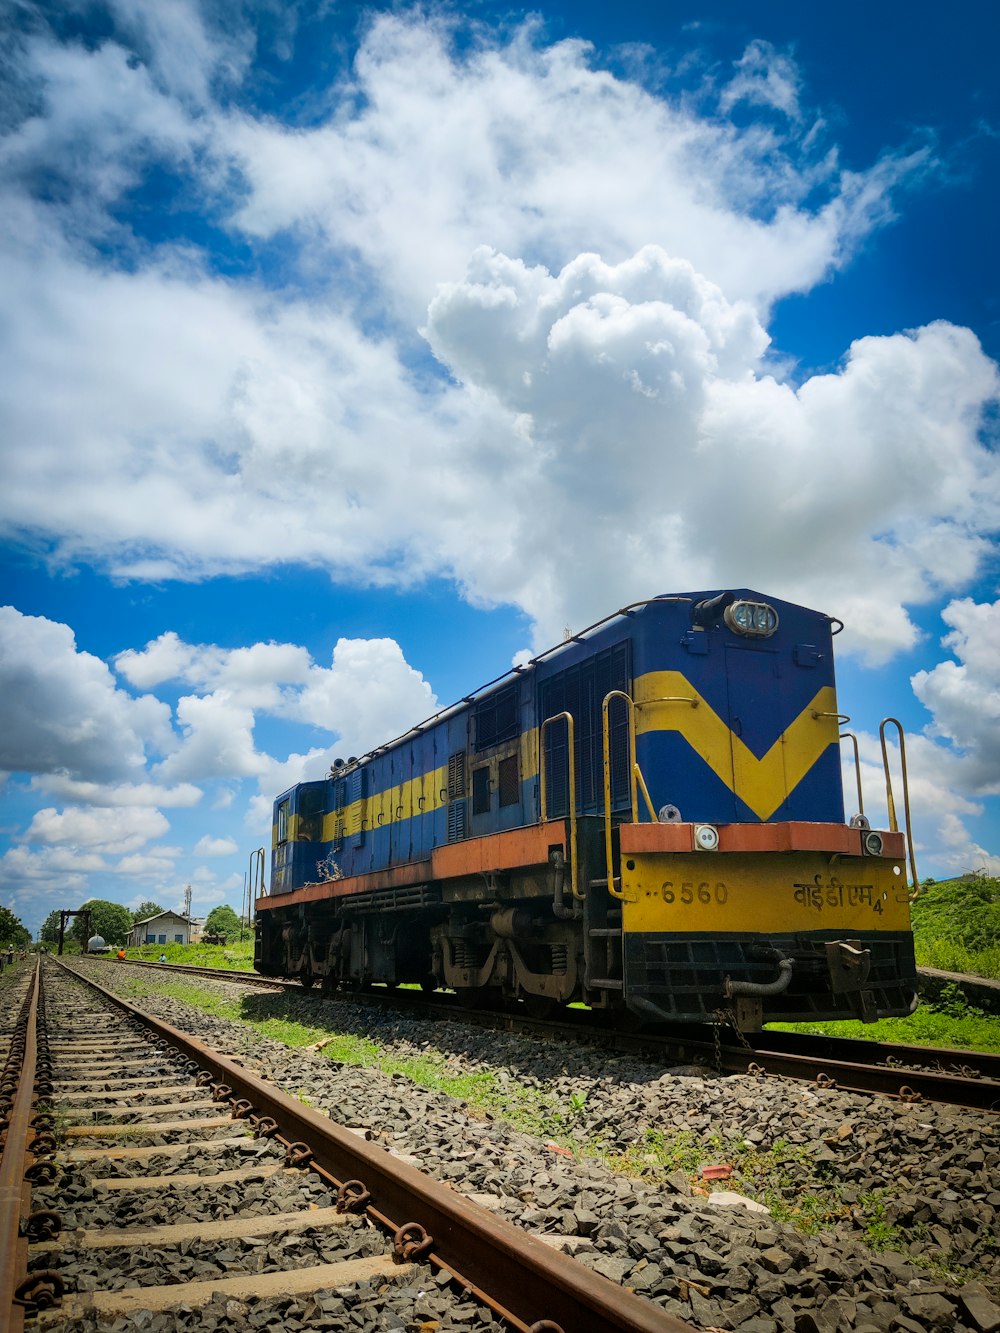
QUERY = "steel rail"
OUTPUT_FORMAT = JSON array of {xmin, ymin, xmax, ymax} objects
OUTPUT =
[
  {"xmin": 0, "ymin": 960, "xmax": 39, "ymax": 1333},
  {"xmin": 52, "ymin": 958, "xmax": 694, "ymax": 1333},
  {"xmin": 746, "ymin": 1028, "xmax": 1000, "ymax": 1082}
]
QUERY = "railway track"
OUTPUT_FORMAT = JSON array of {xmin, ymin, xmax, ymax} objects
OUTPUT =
[
  {"xmin": 107, "ymin": 957, "xmax": 1000, "ymax": 1112},
  {"xmin": 1, "ymin": 957, "xmax": 692, "ymax": 1332}
]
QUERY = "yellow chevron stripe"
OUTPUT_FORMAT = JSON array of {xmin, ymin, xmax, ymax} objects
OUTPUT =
[{"xmin": 633, "ymin": 671, "xmax": 839, "ymax": 820}]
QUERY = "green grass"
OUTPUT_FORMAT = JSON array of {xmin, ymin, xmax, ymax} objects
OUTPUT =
[
  {"xmin": 767, "ymin": 1004, "xmax": 1000, "ymax": 1053},
  {"xmin": 115, "ymin": 976, "xmax": 560, "ymax": 1133},
  {"xmin": 911, "ymin": 874, "xmax": 1000, "ymax": 979},
  {"xmin": 116, "ymin": 940, "xmax": 256, "ymax": 969}
]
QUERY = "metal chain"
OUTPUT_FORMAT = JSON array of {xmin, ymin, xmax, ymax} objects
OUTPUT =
[{"xmin": 712, "ymin": 1006, "xmax": 755, "ymax": 1059}]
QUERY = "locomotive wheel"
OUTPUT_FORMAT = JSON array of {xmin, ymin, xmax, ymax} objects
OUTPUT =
[{"xmin": 299, "ymin": 970, "xmax": 315, "ymax": 989}]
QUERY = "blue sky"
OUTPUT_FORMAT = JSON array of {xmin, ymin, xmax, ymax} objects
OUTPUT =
[{"xmin": 2, "ymin": 0, "xmax": 999, "ymax": 937}]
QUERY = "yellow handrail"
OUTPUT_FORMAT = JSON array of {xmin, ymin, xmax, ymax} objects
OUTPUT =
[
  {"xmin": 539, "ymin": 711, "xmax": 583, "ymax": 901},
  {"xmin": 601, "ymin": 692, "xmax": 637, "ymax": 901},
  {"xmin": 879, "ymin": 717, "xmax": 920, "ymax": 901},
  {"xmin": 634, "ymin": 763, "xmax": 658, "ymax": 822},
  {"xmin": 249, "ymin": 846, "xmax": 266, "ymax": 900},
  {"xmin": 839, "ymin": 731, "xmax": 864, "ymax": 818}
]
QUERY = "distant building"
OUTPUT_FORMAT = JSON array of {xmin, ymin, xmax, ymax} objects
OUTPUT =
[{"xmin": 128, "ymin": 910, "xmax": 198, "ymax": 948}]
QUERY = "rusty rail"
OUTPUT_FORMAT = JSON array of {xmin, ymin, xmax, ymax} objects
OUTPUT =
[
  {"xmin": 52, "ymin": 958, "xmax": 693, "ymax": 1333},
  {"xmin": 0, "ymin": 960, "xmax": 39, "ymax": 1331}
]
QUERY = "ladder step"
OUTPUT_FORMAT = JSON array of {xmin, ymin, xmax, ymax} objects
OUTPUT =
[
  {"xmin": 588, "ymin": 876, "xmax": 622, "ymax": 891},
  {"xmin": 588, "ymin": 928, "xmax": 622, "ymax": 938},
  {"xmin": 589, "ymin": 978, "xmax": 624, "ymax": 990}
]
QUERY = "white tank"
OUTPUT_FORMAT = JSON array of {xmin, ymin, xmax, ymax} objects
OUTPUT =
[{"xmin": 87, "ymin": 935, "xmax": 107, "ymax": 953}]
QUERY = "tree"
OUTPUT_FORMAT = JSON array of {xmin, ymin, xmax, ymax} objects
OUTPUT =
[
  {"xmin": 204, "ymin": 904, "xmax": 241, "ymax": 942},
  {"xmin": 132, "ymin": 900, "xmax": 165, "ymax": 925},
  {"xmin": 40, "ymin": 909, "xmax": 63, "ymax": 944},
  {"xmin": 0, "ymin": 905, "xmax": 30, "ymax": 949},
  {"xmin": 70, "ymin": 899, "xmax": 133, "ymax": 948}
]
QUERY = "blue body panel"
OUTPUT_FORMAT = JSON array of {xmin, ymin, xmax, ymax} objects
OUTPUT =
[{"xmin": 271, "ymin": 590, "xmax": 845, "ymax": 892}]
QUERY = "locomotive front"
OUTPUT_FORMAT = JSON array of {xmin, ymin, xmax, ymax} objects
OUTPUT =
[{"xmin": 614, "ymin": 592, "xmax": 917, "ymax": 1029}]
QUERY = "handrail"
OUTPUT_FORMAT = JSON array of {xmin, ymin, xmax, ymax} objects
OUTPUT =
[
  {"xmin": 634, "ymin": 763, "xmax": 658, "ymax": 822},
  {"xmin": 601, "ymin": 692, "xmax": 637, "ymax": 901},
  {"xmin": 879, "ymin": 718, "xmax": 920, "ymax": 901},
  {"xmin": 839, "ymin": 732, "xmax": 864, "ymax": 817},
  {"xmin": 249, "ymin": 846, "xmax": 266, "ymax": 900},
  {"xmin": 539, "ymin": 712, "xmax": 583, "ymax": 901}
]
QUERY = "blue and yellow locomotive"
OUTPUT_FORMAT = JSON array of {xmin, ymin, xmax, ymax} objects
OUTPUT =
[{"xmin": 255, "ymin": 591, "xmax": 918, "ymax": 1030}]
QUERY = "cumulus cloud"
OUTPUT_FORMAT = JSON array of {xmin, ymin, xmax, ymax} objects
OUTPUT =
[
  {"xmin": 22, "ymin": 804, "xmax": 170, "ymax": 854},
  {"xmin": 292, "ymin": 638, "xmax": 438, "ymax": 755},
  {"xmin": 194, "ymin": 834, "xmax": 238, "ymax": 856},
  {"xmin": 0, "ymin": 607, "xmax": 173, "ymax": 781},
  {"xmin": 912, "ymin": 596, "xmax": 1000, "ymax": 795},
  {"xmin": 30, "ymin": 777, "xmax": 202, "ymax": 808},
  {"xmin": 0, "ymin": 7, "xmax": 952, "ymax": 661},
  {"xmin": 227, "ymin": 13, "xmax": 915, "ymax": 315},
  {"xmin": 425, "ymin": 250, "xmax": 1000, "ymax": 655}
]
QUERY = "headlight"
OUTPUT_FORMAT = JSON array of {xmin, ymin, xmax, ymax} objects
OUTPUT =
[
  {"xmin": 724, "ymin": 600, "xmax": 779, "ymax": 638},
  {"xmin": 694, "ymin": 824, "xmax": 719, "ymax": 851},
  {"xmin": 863, "ymin": 831, "xmax": 884, "ymax": 856}
]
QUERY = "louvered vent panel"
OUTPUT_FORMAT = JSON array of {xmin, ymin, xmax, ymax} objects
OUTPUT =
[
  {"xmin": 447, "ymin": 799, "xmax": 467, "ymax": 843},
  {"xmin": 447, "ymin": 751, "xmax": 466, "ymax": 799}
]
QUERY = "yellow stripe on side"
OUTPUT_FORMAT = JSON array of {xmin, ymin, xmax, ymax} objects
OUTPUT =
[
  {"xmin": 622, "ymin": 852, "xmax": 912, "ymax": 935},
  {"xmin": 288, "ymin": 667, "xmax": 837, "ymax": 846},
  {"xmin": 633, "ymin": 672, "xmax": 839, "ymax": 820},
  {"xmin": 320, "ymin": 762, "xmax": 452, "ymax": 843}
]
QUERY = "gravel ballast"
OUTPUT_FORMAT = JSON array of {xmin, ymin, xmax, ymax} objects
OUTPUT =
[{"xmin": 66, "ymin": 959, "xmax": 1000, "ymax": 1333}]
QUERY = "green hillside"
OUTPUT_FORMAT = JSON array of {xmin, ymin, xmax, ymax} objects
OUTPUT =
[{"xmin": 912, "ymin": 872, "xmax": 1000, "ymax": 979}]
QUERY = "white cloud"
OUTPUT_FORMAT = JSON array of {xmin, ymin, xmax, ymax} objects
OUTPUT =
[
  {"xmin": 911, "ymin": 596, "xmax": 1000, "ymax": 795},
  {"xmin": 30, "ymin": 776, "xmax": 202, "ymax": 808},
  {"xmin": 157, "ymin": 692, "xmax": 263, "ymax": 782},
  {"xmin": 116, "ymin": 850, "xmax": 181, "ymax": 879},
  {"xmin": 293, "ymin": 638, "xmax": 437, "ymax": 755},
  {"xmin": 116, "ymin": 632, "xmax": 311, "ymax": 700},
  {"xmin": 23, "ymin": 805, "xmax": 170, "ymax": 854},
  {"xmin": 193, "ymin": 834, "xmax": 238, "ymax": 856},
  {"xmin": 0, "ymin": 11, "xmax": 981, "ymax": 673},
  {"xmin": 227, "ymin": 15, "xmax": 917, "ymax": 316},
  {"xmin": 425, "ymin": 251, "xmax": 1000, "ymax": 656},
  {"xmin": 0, "ymin": 607, "xmax": 173, "ymax": 780},
  {"xmin": 719, "ymin": 40, "xmax": 802, "ymax": 119}
]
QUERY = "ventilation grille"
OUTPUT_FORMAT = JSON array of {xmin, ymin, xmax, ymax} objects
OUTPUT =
[
  {"xmin": 447, "ymin": 799, "xmax": 467, "ymax": 843},
  {"xmin": 447, "ymin": 751, "xmax": 466, "ymax": 799}
]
